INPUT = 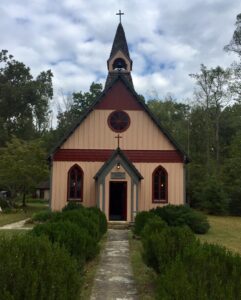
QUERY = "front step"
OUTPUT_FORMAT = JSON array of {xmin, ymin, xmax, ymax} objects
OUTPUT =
[{"xmin": 108, "ymin": 221, "xmax": 133, "ymax": 230}]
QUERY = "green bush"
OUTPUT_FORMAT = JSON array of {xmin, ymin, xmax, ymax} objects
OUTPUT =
[
  {"xmin": 151, "ymin": 205, "xmax": 210, "ymax": 234},
  {"xmin": 32, "ymin": 210, "xmax": 56, "ymax": 222},
  {"xmin": 0, "ymin": 234, "xmax": 81, "ymax": 300},
  {"xmin": 185, "ymin": 210, "xmax": 210, "ymax": 234},
  {"xmin": 51, "ymin": 209, "xmax": 100, "ymax": 241},
  {"xmin": 62, "ymin": 202, "xmax": 83, "ymax": 212},
  {"xmin": 157, "ymin": 243, "xmax": 241, "ymax": 300},
  {"xmin": 87, "ymin": 207, "xmax": 107, "ymax": 236},
  {"xmin": 141, "ymin": 215, "xmax": 167, "ymax": 239},
  {"xmin": 141, "ymin": 218, "xmax": 241, "ymax": 300},
  {"xmin": 142, "ymin": 226, "xmax": 198, "ymax": 273},
  {"xmin": 31, "ymin": 220, "xmax": 99, "ymax": 264},
  {"xmin": 133, "ymin": 211, "xmax": 154, "ymax": 235}
]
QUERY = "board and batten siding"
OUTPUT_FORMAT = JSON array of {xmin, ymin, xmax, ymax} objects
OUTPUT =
[
  {"xmin": 51, "ymin": 161, "xmax": 184, "ymax": 212},
  {"xmin": 61, "ymin": 110, "xmax": 175, "ymax": 151}
]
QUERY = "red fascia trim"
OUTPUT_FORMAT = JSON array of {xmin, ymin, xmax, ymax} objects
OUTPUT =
[{"xmin": 53, "ymin": 149, "xmax": 183, "ymax": 163}]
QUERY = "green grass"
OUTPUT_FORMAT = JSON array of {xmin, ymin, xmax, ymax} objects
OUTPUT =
[
  {"xmin": 0, "ymin": 202, "xmax": 49, "ymax": 226},
  {"xmin": 198, "ymin": 215, "xmax": 241, "ymax": 255},
  {"xmin": 129, "ymin": 234, "xmax": 157, "ymax": 300}
]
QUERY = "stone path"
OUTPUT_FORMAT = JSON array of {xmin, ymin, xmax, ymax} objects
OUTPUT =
[
  {"xmin": 91, "ymin": 229, "xmax": 138, "ymax": 300},
  {"xmin": 0, "ymin": 219, "xmax": 30, "ymax": 230}
]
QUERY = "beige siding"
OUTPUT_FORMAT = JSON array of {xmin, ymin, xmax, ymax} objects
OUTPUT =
[
  {"xmin": 51, "ymin": 161, "xmax": 184, "ymax": 214},
  {"xmin": 134, "ymin": 162, "xmax": 184, "ymax": 211},
  {"xmin": 51, "ymin": 161, "xmax": 102, "ymax": 211},
  {"xmin": 61, "ymin": 110, "xmax": 175, "ymax": 150}
]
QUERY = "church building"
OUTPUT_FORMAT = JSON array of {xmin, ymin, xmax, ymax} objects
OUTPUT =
[{"xmin": 49, "ymin": 19, "xmax": 189, "ymax": 222}]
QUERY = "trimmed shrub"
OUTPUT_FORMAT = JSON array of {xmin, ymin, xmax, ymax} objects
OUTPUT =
[
  {"xmin": 31, "ymin": 220, "xmax": 99, "ymax": 264},
  {"xmin": 157, "ymin": 243, "xmax": 241, "ymax": 300},
  {"xmin": 51, "ymin": 209, "xmax": 100, "ymax": 241},
  {"xmin": 185, "ymin": 210, "xmax": 210, "ymax": 234},
  {"xmin": 62, "ymin": 201, "xmax": 84, "ymax": 212},
  {"xmin": 141, "ymin": 215, "xmax": 167, "ymax": 239},
  {"xmin": 141, "ymin": 218, "xmax": 241, "ymax": 300},
  {"xmin": 151, "ymin": 205, "xmax": 210, "ymax": 234},
  {"xmin": 0, "ymin": 234, "xmax": 80, "ymax": 300},
  {"xmin": 86, "ymin": 207, "xmax": 108, "ymax": 236},
  {"xmin": 32, "ymin": 210, "xmax": 56, "ymax": 222},
  {"xmin": 133, "ymin": 211, "xmax": 154, "ymax": 236},
  {"xmin": 142, "ymin": 226, "xmax": 198, "ymax": 273}
]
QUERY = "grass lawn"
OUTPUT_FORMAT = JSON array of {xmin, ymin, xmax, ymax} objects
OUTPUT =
[
  {"xmin": 129, "ymin": 234, "xmax": 157, "ymax": 300},
  {"xmin": 0, "ymin": 202, "xmax": 49, "ymax": 226},
  {"xmin": 198, "ymin": 215, "xmax": 241, "ymax": 255}
]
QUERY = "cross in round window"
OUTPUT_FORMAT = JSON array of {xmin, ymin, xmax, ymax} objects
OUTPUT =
[{"xmin": 108, "ymin": 110, "xmax": 130, "ymax": 132}]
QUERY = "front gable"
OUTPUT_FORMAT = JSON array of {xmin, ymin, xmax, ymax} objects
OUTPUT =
[{"xmin": 50, "ymin": 76, "xmax": 188, "ymax": 163}]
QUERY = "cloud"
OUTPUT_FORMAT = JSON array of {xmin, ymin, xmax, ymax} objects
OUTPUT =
[{"xmin": 0, "ymin": 0, "xmax": 240, "ymax": 112}]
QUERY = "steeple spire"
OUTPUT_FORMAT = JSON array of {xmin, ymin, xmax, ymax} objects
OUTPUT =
[
  {"xmin": 109, "ymin": 22, "xmax": 130, "ymax": 60},
  {"xmin": 106, "ymin": 19, "xmax": 133, "ymax": 88}
]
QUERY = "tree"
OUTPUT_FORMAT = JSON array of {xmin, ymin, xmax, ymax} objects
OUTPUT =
[
  {"xmin": 147, "ymin": 95, "xmax": 190, "ymax": 150},
  {"xmin": 0, "ymin": 50, "xmax": 53, "ymax": 146},
  {"xmin": 224, "ymin": 13, "xmax": 241, "ymax": 56},
  {"xmin": 190, "ymin": 64, "xmax": 232, "ymax": 173},
  {"xmin": 0, "ymin": 137, "xmax": 49, "ymax": 207},
  {"xmin": 55, "ymin": 82, "xmax": 102, "ymax": 140}
]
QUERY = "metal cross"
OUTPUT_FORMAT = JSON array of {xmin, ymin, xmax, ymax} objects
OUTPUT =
[
  {"xmin": 116, "ymin": 10, "xmax": 124, "ymax": 23},
  {"xmin": 115, "ymin": 134, "xmax": 122, "ymax": 148}
]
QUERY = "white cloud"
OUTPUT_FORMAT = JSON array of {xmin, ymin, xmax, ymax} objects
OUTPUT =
[{"xmin": 0, "ymin": 0, "xmax": 241, "ymax": 113}]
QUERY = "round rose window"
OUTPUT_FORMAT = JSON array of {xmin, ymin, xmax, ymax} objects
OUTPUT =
[{"xmin": 108, "ymin": 110, "xmax": 130, "ymax": 132}]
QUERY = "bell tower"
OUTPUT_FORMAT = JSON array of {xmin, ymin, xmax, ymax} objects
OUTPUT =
[{"xmin": 106, "ymin": 12, "xmax": 133, "ymax": 87}]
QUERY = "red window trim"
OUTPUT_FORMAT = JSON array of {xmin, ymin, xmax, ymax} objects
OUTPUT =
[
  {"xmin": 67, "ymin": 164, "xmax": 84, "ymax": 202},
  {"xmin": 152, "ymin": 165, "xmax": 168, "ymax": 204},
  {"xmin": 107, "ymin": 110, "xmax": 131, "ymax": 133}
]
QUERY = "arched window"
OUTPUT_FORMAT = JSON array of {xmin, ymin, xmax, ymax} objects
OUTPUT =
[
  {"xmin": 67, "ymin": 165, "xmax": 83, "ymax": 201},
  {"xmin": 152, "ymin": 166, "xmax": 168, "ymax": 203}
]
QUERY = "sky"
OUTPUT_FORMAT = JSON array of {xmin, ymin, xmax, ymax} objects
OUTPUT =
[{"xmin": 1, "ymin": 0, "xmax": 241, "ymax": 112}]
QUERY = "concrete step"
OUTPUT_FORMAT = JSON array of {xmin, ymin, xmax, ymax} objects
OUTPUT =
[{"xmin": 108, "ymin": 221, "xmax": 133, "ymax": 230}]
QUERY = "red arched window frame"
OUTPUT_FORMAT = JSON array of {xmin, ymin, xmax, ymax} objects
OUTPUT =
[
  {"xmin": 152, "ymin": 166, "xmax": 168, "ymax": 203},
  {"xmin": 67, "ymin": 164, "xmax": 83, "ymax": 202}
]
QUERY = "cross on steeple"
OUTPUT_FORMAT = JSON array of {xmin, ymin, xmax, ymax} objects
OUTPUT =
[
  {"xmin": 116, "ymin": 10, "xmax": 124, "ymax": 23},
  {"xmin": 115, "ymin": 134, "xmax": 122, "ymax": 148}
]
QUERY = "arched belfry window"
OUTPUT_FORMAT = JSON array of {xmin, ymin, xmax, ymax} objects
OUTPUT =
[
  {"xmin": 152, "ymin": 166, "xmax": 168, "ymax": 203},
  {"xmin": 113, "ymin": 58, "xmax": 127, "ymax": 70},
  {"xmin": 67, "ymin": 165, "xmax": 83, "ymax": 201}
]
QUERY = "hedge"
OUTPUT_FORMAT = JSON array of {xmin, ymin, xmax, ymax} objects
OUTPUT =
[
  {"xmin": 152, "ymin": 205, "xmax": 210, "ymax": 234},
  {"xmin": 140, "ymin": 220, "xmax": 241, "ymax": 299},
  {"xmin": 0, "ymin": 234, "xmax": 81, "ymax": 300}
]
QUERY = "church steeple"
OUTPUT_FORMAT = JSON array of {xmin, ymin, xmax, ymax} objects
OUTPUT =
[{"xmin": 105, "ymin": 18, "xmax": 133, "ymax": 87}]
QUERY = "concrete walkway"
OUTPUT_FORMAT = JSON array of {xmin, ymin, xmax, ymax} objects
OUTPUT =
[
  {"xmin": 0, "ymin": 219, "xmax": 30, "ymax": 230},
  {"xmin": 91, "ymin": 229, "xmax": 138, "ymax": 300}
]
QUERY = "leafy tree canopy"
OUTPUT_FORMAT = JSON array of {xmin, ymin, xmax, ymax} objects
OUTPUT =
[
  {"xmin": 0, "ymin": 50, "xmax": 53, "ymax": 146},
  {"xmin": 0, "ymin": 136, "xmax": 49, "ymax": 206}
]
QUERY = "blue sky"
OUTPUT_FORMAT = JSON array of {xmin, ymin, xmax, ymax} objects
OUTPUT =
[{"xmin": 0, "ymin": 0, "xmax": 241, "ymax": 113}]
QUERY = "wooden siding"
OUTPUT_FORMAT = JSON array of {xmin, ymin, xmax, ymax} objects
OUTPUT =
[
  {"xmin": 61, "ymin": 110, "xmax": 175, "ymax": 151},
  {"xmin": 51, "ymin": 161, "xmax": 184, "ymax": 212},
  {"xmin": 51, "ymin": 161, "xmax": 103, "ymax": 211},
  {"xmin": 136, "ymin": 162, "xmax": 184, "ymax": 211},
  {"xmin": 53, "ymin": 149, "xmax": 183, "ymax": 162}
]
